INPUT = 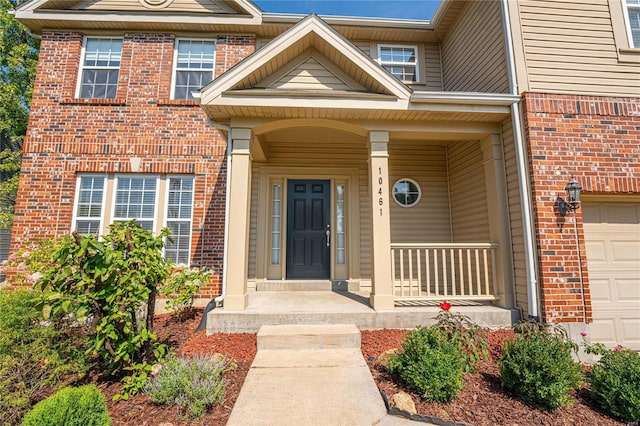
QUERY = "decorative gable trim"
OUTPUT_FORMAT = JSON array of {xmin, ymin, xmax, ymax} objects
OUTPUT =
[{"xmin": 199, "ymin": 14, "xmax": 412, "ymax": 105}]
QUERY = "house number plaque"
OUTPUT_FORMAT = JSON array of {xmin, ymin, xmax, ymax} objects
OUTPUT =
[{"xmin": 378, "ymin": 167, "xmax": 384, "ymax": 216}]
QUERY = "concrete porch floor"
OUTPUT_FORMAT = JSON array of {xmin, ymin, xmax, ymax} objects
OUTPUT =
[{"xmin": 206, "ymin": 291, "xmax": 520, "ymax": 333}]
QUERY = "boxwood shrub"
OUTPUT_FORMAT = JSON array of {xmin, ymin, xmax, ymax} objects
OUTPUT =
[
  {"xmin": 388, "ymin": 327, "xmax": 466, "ymax": 402},
  {"xmin": 499, "ymin": 332, "xmax": 583, "ymax": 410}
]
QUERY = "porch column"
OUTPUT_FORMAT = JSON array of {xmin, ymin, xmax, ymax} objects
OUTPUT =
[
  {"xmin": 481, "ymin": 135, "xmax": 515, "ymax": 308},
  {"xmin": 369, "ymin": 131, "xmax": 394, "ymax": 310},
  {"xmin": 224, "ymin": 128, "xmax": 252, "ymax": 311}
]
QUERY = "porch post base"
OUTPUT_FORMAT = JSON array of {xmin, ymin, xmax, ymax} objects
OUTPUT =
[
  {"xmin": 370, "ymin": 294, "xmax": 395, "ymax": 311},
  {"xmin": 223, "ymin": 293, "xmax": 249, "ymax": 311}
]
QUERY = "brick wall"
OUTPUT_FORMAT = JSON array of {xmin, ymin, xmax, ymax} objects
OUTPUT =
[
  {"xmin": 523, "ymin": 92, "xmax": 640, "ymax": 323},
  {"xmin": 10, "ymin": 31, "xmax": 256, "ymax": 298}
]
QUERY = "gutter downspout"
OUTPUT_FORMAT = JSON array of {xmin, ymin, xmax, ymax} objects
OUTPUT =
[{"xmin": 501, "ymin": 0, "xmax": 540, "ymax": 321}]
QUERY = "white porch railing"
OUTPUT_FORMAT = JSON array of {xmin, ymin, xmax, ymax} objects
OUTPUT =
[{"xmin": 390, "ymin": 243, "xmax": 499, "ymax": 301}]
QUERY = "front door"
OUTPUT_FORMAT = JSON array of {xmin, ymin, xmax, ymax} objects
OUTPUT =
[{"xmin": 286, "ymin": 180, "xmax": 331, "ymax": 279}]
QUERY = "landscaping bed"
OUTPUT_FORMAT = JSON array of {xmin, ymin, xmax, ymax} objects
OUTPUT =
[{"xmin": 361, "ymin": 329, "xmax": 625, "ymax": 426}]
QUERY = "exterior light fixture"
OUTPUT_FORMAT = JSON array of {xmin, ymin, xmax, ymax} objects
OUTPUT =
[{"xmin": 558, "ymin": 178, "xmax": 582, "ymax": 216}]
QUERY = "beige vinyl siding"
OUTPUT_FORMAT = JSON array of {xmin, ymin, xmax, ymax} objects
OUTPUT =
[
  {"xmin": 352, "ymin": 40, "xmax": 371, "ymax": 56},
  {"xmin": 501, "ymin": 117, "xmax": 529, "ymax": 317},
  {"xmin": 263, "ymin": 56, "xmax": 363, "ymax": 91},
  {"xmin": 247, "ymin": 132, "xmax": 370, "ymax": 283},
  {"xmin": 447, "ymin": 141, "xmax": 490, "ymax": 242},
  {"xmin": 73, "ymin": 0, "xmax": 236, "ymax": 13},
  {"xmin": 440, "ymin": 0, "xmax": 510, "ymax": 93},
  {"xmin": 388, "ymin": 141, "xmax": 451, "ymax": 243},
  {"xmin": 517, "ymin": 0, "xmax": 640, "ymax": 95},
  {"xmin": 424, "ymin": 43, "xmax": 444, "ymax": 91}
]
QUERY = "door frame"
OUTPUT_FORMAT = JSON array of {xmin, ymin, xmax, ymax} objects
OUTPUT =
[{"xmin": 254, "ymin": 166, "xmax": 361, "ymax": 283}]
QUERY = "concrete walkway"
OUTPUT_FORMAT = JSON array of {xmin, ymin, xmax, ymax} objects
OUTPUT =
[{"xmin": 226, "ymin": 324, "xmax": 419, "ymax": 426}]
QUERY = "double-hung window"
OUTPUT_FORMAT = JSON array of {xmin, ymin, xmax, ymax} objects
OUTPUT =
[
  {"xmin": 77, "ymin": 37, "xmax": 123, "ymax": 99},
  {"xmin": 73, "ymin": 174, "xmax": 195, "ymax": 265},
  {"xmin": 625, "ymin": 0, "xmax": 640, "ymax": 48},
  {"xmin": 172, "ymin": 39, "xmax": 216, "ymax": 100},
  {"xmin": 378, "ymin": 45, "xmax": 418, "ymax": 83}
]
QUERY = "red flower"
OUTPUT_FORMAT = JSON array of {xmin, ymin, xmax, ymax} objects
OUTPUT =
[{"xmin": 439, "ymin": 301, "xmax": 451, "ymax": 311}]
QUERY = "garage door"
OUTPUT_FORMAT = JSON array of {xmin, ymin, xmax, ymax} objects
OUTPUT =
[{"xmin": 583, "ymin": 201, "xmax": 640, "ymax": 350}]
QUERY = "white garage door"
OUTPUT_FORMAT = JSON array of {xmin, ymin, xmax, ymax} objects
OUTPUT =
[{"xmin": 583, "ymin": 201, "xmax": 640, "ymax": 350}]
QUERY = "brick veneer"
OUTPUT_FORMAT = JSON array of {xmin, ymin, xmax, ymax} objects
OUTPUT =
[
  {"xmin": 10, "ymin": 31, "xmax": 256, "ymax": 298},
  {"xmin": 523, "ymin": 92, "xmax": 640, "ymax": 323}
]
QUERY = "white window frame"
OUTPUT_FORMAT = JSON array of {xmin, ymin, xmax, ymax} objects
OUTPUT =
[
  {"xmin": 163, "ymin": 175, "xmax": 195, "ymax": 265},
  {"xmin": 75, "ymin": 37, "xmax": 123, "ymax": 99},
  {"xmin": 170, "ymin": 38, "xmax": 216, "ymax": 100},
  {"xmin": 111, "ymin": 175, "xmax": 160, "ymax": 232},
  {"xmin": 392, "ymin": 178, "xmax": 422, "ymax": 208},
  {"xmin": 71, "ymin": 174, "xmax": 107, "ymax": 235},
  {"xmin": 377, "ymin": 44, "xmax": 420, "ymax": 83},
  {"xmin": 623, "ymin": 0, "xmax": 640, "ymax": 48}
]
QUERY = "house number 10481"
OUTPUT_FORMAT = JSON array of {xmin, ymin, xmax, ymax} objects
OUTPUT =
[{"xmin": 378, "ymin": 167, "xmax": 384, "ymax": 216}]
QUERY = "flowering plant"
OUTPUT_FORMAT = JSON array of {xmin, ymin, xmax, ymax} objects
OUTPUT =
[{"xmin": 433, "ymin": 300, "xmax": 488, "ymax": 370}]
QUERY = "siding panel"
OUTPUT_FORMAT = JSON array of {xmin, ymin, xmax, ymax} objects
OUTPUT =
[
  {"xmin": 441, "ymin": 0, "xmax": 510, "ymax": 93},
  {"xmin": 448, "ymin": 141, "xmax": 490, "ymax": 242},
  {"xmin": 517, "ymin": 0, "xmax": 640, "ymax": 95}
]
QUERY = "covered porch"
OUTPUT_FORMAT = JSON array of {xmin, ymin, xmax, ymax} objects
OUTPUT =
[{"xmin": 195, "ymin": 13, "xmax": 523, "ymax": 317}]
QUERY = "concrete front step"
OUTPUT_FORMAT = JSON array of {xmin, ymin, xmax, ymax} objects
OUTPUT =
[
  {"xmin": 206, "ymin": 291, "xmax": 520, "ymax": 334},
  {"xmin": 257, "ymin": 324, "xmax": 360, "ymax": 350},
  {"xmin": 256, "ymin": 280, "xmax": 332, "ymax": 292}
]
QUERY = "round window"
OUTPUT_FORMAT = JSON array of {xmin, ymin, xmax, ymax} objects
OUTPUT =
[{"xmin": 392, "ymin": 179, "xmax": 421, "ymax": 207}]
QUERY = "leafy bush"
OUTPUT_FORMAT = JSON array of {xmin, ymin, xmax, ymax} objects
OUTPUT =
[
  {"xmin": 588, "ymin": 348, "xmax": 640, "ymax": 422},
  {"xmin": 0, "ymin": 289, "xmax": 88, "ymax": 425},
  {"xmin": 161, "ymin": 267, "xmax": 211, "ymax": 317},
  {"xmin": 499, "ymin": 332, "xmax": 583, "ymax": 410},
  {"xmin": 36, "ymin": 221, "xmax": 172, "ymax": 399},
  {"xmin": 145, "ymin": 356, "xmax": 228, "ymax": 420},
  {"xmin": 388, "ymin": 327, "xmax": 466, "ymax": 402},
  {"xmin": 21, "ymin": 384, "xmax": 111, "ymax": 426},
  {"xmin": 433, "ymin": 303, "xmax": 488, "ymax": 371}
]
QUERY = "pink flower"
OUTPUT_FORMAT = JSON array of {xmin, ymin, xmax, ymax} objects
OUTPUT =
[
  {"xmin": 439, "ymin": 301, "xmax": 451, "ymax": 311},
  {"xmin": 614, "ymin": 345, "xmax": 622, "ymax": 351},
  {"xmin": 580, "ymin": 332, "xmax": 587, "ymax": 337}
]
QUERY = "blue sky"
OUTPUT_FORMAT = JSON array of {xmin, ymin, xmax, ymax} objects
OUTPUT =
[{"xmin": 253, "ymin": 1, "xmax": 441, "ymax": 20}]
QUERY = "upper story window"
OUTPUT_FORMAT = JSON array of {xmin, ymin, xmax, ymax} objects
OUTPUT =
[
  {"xmin": 378, "ymin": 45, "xmax": 418, "ymax": 83},
  {"xmin": 172, "ymin": 39, "xmax": 216, "ymax": 100},
  {"xmin": 77, "ymin": 37, "xmax": 123, "ymax": 99},
  {"xmin": 624, "ymin": 0, "xmax": 640, "ymax": 48}
]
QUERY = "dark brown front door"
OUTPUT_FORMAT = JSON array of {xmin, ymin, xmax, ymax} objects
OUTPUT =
[{"xmin": 286, "ymin": 180, "xmax": 330, "ymax": 279}]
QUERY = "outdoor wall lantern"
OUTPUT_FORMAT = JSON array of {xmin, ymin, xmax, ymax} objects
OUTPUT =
[{"xmin": 558, "ymin": 178, "xmax": 582, "ymax": 216}]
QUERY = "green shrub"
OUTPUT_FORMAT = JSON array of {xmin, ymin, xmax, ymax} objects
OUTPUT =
[
  {"xmin": 588, "ymin": 348, "xmax": 640, "ymax": 422},
  {"xmin": 21, "ymin": 384, "xmax": 111, "ymax": 426},
  {"xmin": 37, "ymin": 222, "xmax": 172, "ymax": 399},
  {"xmin": 388, "ymin": 327, "xmax": 466, "ymax": 402},
  {"xmin": 499, "ymin": 332, "xmax": 583, "ymax": 410},
  {"xmin": 0, "ymin": 289, "xmax": 89, "ymax": 425},
  {"xmin": 145, "ymin": 355, "xmax": 228, "ymax": 420},
  {"xmin": 161, "ymin": 267, "xmax": 211, "ymax": 317}
]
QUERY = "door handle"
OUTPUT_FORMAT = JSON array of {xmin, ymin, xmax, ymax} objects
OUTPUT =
[{"xmin": 326, "ymin": 229, "xmax": 331, "ymax": 247}]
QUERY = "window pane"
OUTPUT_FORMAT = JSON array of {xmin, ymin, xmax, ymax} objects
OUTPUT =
[
  {"xmin": 80, "ymin": 38, "xmax": 122, "ymax": 99},
  {"xmin": 75, "ymin": 175, "xmax": 105, "ymax": 235},
  {"xmin": 165, "ymin": 177, "xmax": 194, "ymax": 264},
  {"xmin": 114, "ymin": 177, "xmax": 157, "ymax": 226},
  {"xmin": 173, "ymin": 39, "xmax": 215, "ymax": 100},
  {"xmin": 271, "ymin": 184, "xmax": 281, "ymax": 265},
  {"xmin": 630, "ymin": 9, "xmax": 640, "ymax": 48}
]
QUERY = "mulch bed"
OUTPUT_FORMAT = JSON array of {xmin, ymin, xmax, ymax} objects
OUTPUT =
[
  {"xmin": 361, "ymin": 329, "xmax": 625, "ymax": 426},
  {"xmin": 84, "ymin": 315, "xmax": 624, "ymax": 425},
  {"xmin": 96, "ymin": 309, "xmax": 257, "ymax": 426}
]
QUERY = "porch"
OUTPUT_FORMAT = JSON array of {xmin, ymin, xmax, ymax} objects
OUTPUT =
[{"xmin": 206, "ymin": 287, "xmax": 519, "ymax": 333}]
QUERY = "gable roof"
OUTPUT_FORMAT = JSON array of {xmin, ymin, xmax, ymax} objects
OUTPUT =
[
  {"xmin": 15, "ymin": 0, "xmax": 262, "ymax": 33},
  {"xmin": 198, "ymin": 14, "xmax": 412, "ymax": 121}
]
